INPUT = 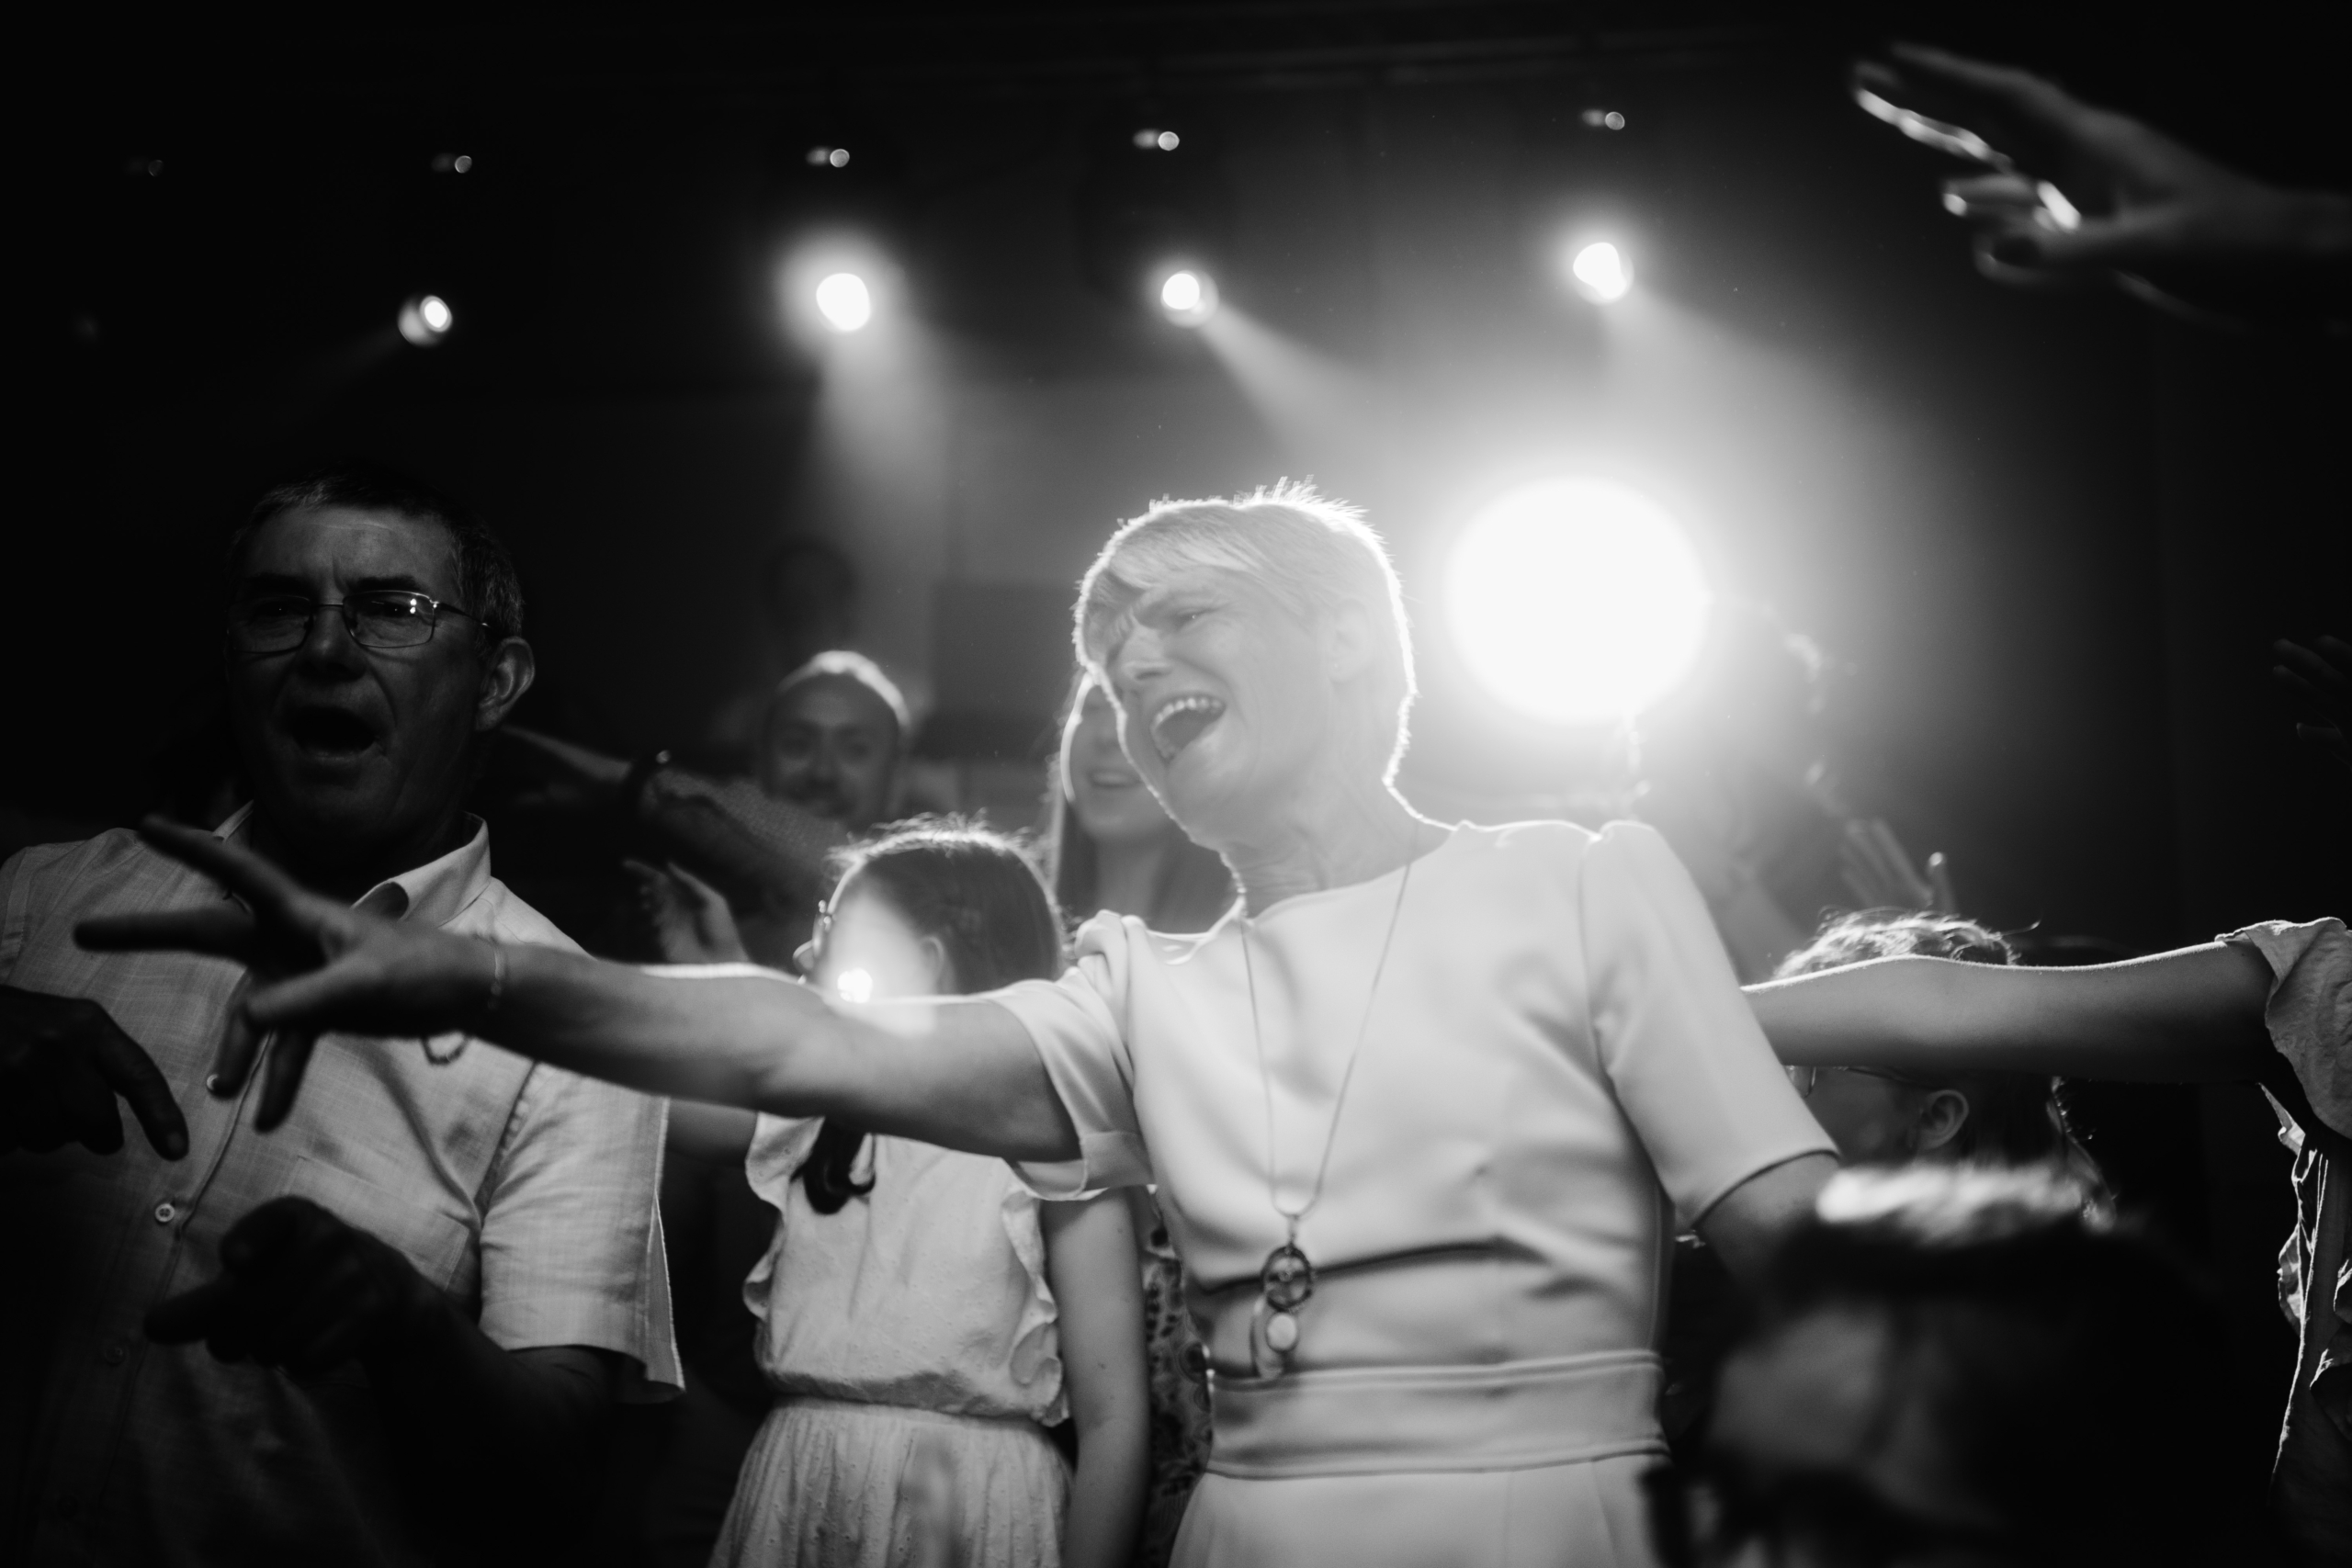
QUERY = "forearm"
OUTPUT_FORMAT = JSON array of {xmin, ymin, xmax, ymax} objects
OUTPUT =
[
  {"xmin": 639, "ymin": 772, "xmax": 842, "ymax": 909},
  {"xmin": 1061, "ymin": 1408, "xmax": 1148, "ymax": 1568},
  {"xmin": 1746, "ymin": 943, "xmax": 2277, "ymax": 1079},
  {"xmin": 365, "ymin": 1292, "xmax": 612, "ymax": 1546},
  {"xmin": 490, "ymin": 948, "xmax": 1079, "ymax": 1160}
]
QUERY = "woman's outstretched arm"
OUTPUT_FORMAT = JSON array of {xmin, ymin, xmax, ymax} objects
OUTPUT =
[
  {"xmin": 76, "ymin": 820, "xmax": 1077, "ymax": 1162},
  {"xmin": 1746, "ymin": 941, "xmax": 2277, "ymax": 1081}
]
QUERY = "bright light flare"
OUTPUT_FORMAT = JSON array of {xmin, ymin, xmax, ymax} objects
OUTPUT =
[
  {"xmin": 833, "ymin": 968, "xmax": 875, "ymax": 1004},
  {"xmin": 1446, "ymin": 478, "xmax": 1710, "ymax": 725},
  {"xmin": 397, "ymin": 294, "xmax": 453, "ymax": 346},
  {"xmin": 814, "ymin": 272, "xmax": 873, "ymax": 333},
  {"xmin": 1158, "ymin": 267, "xmax": 1216, "ymax": 325},
  {"xmin": 1569, "ymin": 242, "xmax": 1633, "ymax": 303}
]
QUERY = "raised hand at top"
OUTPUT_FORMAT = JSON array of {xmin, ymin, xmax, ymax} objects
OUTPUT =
[{"xmin": 1853, "ymin": 43, "xmax": 2352, "ymax": 321}]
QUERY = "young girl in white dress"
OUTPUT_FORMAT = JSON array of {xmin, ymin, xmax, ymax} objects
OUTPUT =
[{"xmin": 671, "ymin": 824, "xmax": 1148, "ymax": 1568}]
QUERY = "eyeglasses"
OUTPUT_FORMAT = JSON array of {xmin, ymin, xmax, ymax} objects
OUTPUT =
[
  {"xmin": 1644, "ymin": 1458, "xmax": 2022, "ymax": 1568},
  {"xmin": 227, "ymin": 591, "xmax": 482, "ymax": 654},
  {"xmin": 1786, "ymin": 1065, "xmax": 1931, "ymax": 1099}
]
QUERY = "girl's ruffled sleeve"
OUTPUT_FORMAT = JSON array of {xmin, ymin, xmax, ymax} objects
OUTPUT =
[{"xmin": 2222, "ymin": 919, "xmax": 2352, "ymax": 1140}]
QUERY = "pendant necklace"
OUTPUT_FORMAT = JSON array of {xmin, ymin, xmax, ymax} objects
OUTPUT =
[{"xmin": 1239, "ymin": 822, "xmax": 1422, "ymax": 1376}]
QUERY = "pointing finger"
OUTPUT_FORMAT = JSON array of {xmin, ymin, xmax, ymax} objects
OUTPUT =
[
  {"xmin": 146, "ymin": 1277, "xmax": 242, "ymax": 1345},
  {"xmin": 255, "ymin": 1032, "xmax": 321, "ymax": 1134},
  {"xmin": 76, "ymin": 907, "xmax": 260, "ymax": 963},
  {"xmin": 96, "ymin": 1030, "xmax": 190, "ymax": 1160}
]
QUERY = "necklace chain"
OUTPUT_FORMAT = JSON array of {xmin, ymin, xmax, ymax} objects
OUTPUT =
[{"xmin": 1240, "ymin": 826, "xmax": 1423, "ymax": 1242}]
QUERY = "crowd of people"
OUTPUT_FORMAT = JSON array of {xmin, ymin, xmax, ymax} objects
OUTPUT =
[{"xmin": 4, "ymin": 43, "xmax": 2347, "ymax": 1568}]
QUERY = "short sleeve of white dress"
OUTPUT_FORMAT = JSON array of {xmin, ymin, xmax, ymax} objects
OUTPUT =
[
  {"xmin": 996, "ymin": 912, "xmax": 1154, "ymax": 1197},
  {"xmin": 1578, "ymin": 821, "xmax": 1835, "ymax": 1226}
]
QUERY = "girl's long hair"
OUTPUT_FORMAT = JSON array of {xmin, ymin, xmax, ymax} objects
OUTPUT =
[
  {"xmin": 797, "ymin": 820, "xmax": 1066, "ymax": 1213},
  {"xmin": 1038, "ymin": 672, "xmax": 1235, "ymax": 934}
]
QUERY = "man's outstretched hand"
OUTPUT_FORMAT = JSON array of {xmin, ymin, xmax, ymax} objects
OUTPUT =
[
  {"xmin": 148, "ymin": 1197, "xmax": 438, "ymax": 1379},
  {"xmin": 0, "ymin": 986, "xmax": 187, "ymax": 1158},
  {"xmin": 1853, "ymin": 44, "xmax": 2352, "ymax": 319},
  {"xmin": 75, "ymin": 818, "xmax": 499, "ymax": 1131}
]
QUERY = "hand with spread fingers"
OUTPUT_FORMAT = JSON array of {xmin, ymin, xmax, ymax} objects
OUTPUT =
[
  {"xmin": 2276, "ymin": 635, "xmax": 2352, "ymax": 779},
  {"xmin": 146, "ymin": 1197, "xmax": 438, "ymax": 1379},
  {"xmin": 1, "ymin": 985, "xmax": 190, "ymax": 1159},
  {"xmin": 1852, "ymin": 43, "xmax": 2352, "ymax": 321},
  {"xmin": 75, "ymin": 817, "xmax": 502, "ymax": 1130}
]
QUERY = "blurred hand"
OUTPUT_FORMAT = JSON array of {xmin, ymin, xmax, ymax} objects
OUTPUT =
[
  {"xmin": 147, "ymin": 1196, "xmax": 437, "ymax": 1378},
  {"xmin": 623, "ymin": 858, "xmax": 751, "ymax": 964},
  {"xmin": 0, "ymin": 987, "xmax": 188, "ymax": 1158},
  {"xmin": 1853, "ymin": 44, "xmax": 2352, "ymax": 318},
  {"xmin": 2276, "ymin": 635, "xmax": 2352, "ymax": 778},
  {"xmin": 76, "ymin": 819, "xmax": 500, "ymax": 1130},
  {"xmin": 1838, "ymin": 817, "xmax": 1959, "ymax": 914},
  {"xmin": 498, "ymin": 727, "xmax": 635, "ymax": 817}
]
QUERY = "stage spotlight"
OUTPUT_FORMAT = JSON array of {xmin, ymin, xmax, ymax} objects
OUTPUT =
[
  {"xmin": 1446, "ymin": 477, "xmax": 1709, "ymax": 726},
  {"xmin": 397, "ymin": 294, "xmax": 454, "ymax": 346},
  {"xmin": 814, "ymin": 271, "xmax": 873, "ymax": 333},
  {"xmin": 1158, "ymin": 267, "xmax": 1216, "ymax": 325},
  {"xmin": 1568, "ymin": 242, "xmax": 1633, "ymax": 303}
]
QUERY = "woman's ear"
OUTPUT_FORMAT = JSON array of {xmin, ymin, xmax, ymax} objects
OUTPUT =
[
  {"xmin": 1321, "ymin": 600, "xmax": 1380, "ymax": 683},
  {"xmin": 1913, "ymin": 1089, "xmax": 1973, "ymax": 1155},
  {"xmin": 918, "ymin": 933, "xmax": 959, "ymax": 995}
]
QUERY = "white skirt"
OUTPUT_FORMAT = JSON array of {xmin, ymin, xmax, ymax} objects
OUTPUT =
[{"xmin": 711, "ymin": 1396, "xmax": 1069, "ymax": 1568}]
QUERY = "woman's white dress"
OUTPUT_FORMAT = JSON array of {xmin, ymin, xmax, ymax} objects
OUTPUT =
[
  {"xmin": 710, "ymin": 1121, "xmax": 1069, "ymax": 1568},
  {"xmin": 996, "ymin": 820, "xmax": 1833, "ymax": 1568}
]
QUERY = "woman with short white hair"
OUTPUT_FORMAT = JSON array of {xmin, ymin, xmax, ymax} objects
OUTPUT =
[{"xmin": 101, "ymin": 483, "xmax": 1838, "ymax": 1567}]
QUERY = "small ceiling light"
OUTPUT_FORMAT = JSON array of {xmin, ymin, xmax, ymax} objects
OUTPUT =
[
  {"xmin": 1579, "ymin": 108, "xmax": 1627, "ymax": 130},
  {"xmin": 814, "ymin": 271, "xmax": 872, "ymax": 333},
  {"xmin": 397, "ymin": 294, "xmax": 454, "ymax": 346},
  {"xmin": 431, "ymin": 152, "xmax": 474, "ymax": 174},
  {"xmin": 805, "ymin": 145, "xmax": 852, "ymax": 168},
  {"xmin": 1132, "ymin": 128, "xmax": 1182, "ymax": 151},
  {"xmin": 1158, "ymin": 267, "xmax": 1217, "ymax": 326},
  {"xmin": 1569, "ymin": 241, "xmax": 1633, "ymax": 303}
]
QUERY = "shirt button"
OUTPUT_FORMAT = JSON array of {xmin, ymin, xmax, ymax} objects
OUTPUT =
[
  {"xmin": 153, "ymin": 1201, "xmax": 177, "ymax": 1224},
  {"xmin": 100, "ymin": 1339, "xmax": 128, "ymax": 1366},
  {"xmin": 204, "ymin": 1073, "xmax": 221, "ymax": 1092}
]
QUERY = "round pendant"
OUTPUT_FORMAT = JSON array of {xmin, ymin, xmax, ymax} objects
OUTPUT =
[
  {"xmin": 1265, "ymin": 1311, "xmax": 1300, "ymax": 1352},
  {"xmin": 1261, "ymin": 1242, "xmax": 1316, "ymax": 1313}
]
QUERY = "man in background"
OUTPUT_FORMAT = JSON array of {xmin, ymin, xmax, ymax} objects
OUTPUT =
[{"xmin": 0, "ymin": 463, "xmax": 677, "ymax": 1566}]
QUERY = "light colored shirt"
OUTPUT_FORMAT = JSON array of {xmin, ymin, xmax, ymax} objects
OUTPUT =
[
  {"xmin": 996, "ymin": 819, "xmax": 1835, "ymax": 1381},
  {"xmin": 0, "ymin": 807, "xmax": 679, "ymax": 1568},
  {"xmin": 741, "ymin": 1113, "xmax": 1065, "ymax": 1424}
]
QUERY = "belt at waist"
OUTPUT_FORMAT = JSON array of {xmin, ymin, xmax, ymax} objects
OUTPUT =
[{"xmin": 1208, "ymin": 1350, "xmax": 1664, "ymax": 1480}]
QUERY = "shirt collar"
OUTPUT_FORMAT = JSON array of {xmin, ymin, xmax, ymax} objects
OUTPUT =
[{"xmin": 213, "ymin": 802, "xmax": 493, "ymax": 929}]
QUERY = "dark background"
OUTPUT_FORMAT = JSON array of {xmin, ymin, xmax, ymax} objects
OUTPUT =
[{"xmin": 9, "ymin": 0, "xmax": 2349, "ymax": 1479}]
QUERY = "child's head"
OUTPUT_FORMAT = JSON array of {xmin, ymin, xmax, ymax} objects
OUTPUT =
[
  {"xmin": 793, "ymin": 823, "xmax": 1064, "ymax": 1215},
  {"xmin": 803, "ymin": 821, "xmax": 1065, "ymax": 1001}
]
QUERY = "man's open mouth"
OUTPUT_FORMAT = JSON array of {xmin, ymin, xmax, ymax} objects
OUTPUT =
[
  {"xmin": 1149, "ymin": 695, "xmax": 1226, "ymax": 763},
  {"xmin": 284, "ymin": 707, "xmax": 379, "ymax": 757}
]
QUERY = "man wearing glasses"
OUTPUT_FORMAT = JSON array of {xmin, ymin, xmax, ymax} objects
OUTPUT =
[{"xmin": 0, "ymin": 464, "xmax": 677, "ymax": 1565}]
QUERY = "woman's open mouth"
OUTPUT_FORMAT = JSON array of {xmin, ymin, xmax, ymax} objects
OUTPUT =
[{"xmin": 1149, "ymin": 695, "xmax": 1226, "ymax": 763}]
